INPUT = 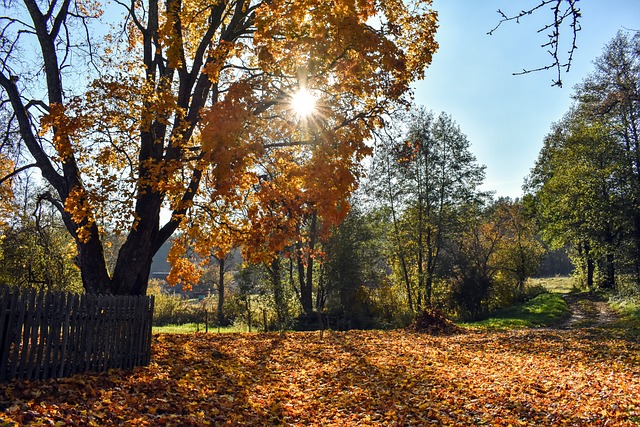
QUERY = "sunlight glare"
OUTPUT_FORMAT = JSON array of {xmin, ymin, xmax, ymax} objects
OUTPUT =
[{"xmin": 290, "ymin": 88, "xmax": 317, "ymax": 118}]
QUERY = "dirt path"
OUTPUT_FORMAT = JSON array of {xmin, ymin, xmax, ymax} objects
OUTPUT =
[{"xmin": 558, "ymin": 292, "xmax": 620, "ymax": 329}]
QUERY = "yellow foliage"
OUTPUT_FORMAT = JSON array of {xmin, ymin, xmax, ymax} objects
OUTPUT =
[
  {"xmin": 0, "ymin": 154, "xmax": 17, "ymax": 227},
  {"xmin": 17, "ymin": 0, "xmax": 439, "ymax": 286},
  {"xmin": 166, "ymin": 236, "xmax": 206, "ymax": 292},
  {"xmin": 40, "ymin": 102, "xmax": 92, "ymax": 161},
  {"xmin": 63, "ymin": 186, "xmax": 99, "ymax": 243}
]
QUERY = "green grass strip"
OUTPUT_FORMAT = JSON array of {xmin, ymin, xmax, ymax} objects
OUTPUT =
[{"xmin": 464, "ymin": 292, "xmax": 570, "ymax": 330}]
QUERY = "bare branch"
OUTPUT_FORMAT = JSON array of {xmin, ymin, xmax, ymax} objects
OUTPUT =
[
  {"xmin": 0, "ymin": 162, "xmax": 36, "ymax": 184},
  {"xmin": 262, "ymin": 140, "xmax": 317, "ymax": 150},
  {"xmin": 488, "ymin": 0, "xmax": 581, "ymax": 87},
  {"xmin": 36, "ymin": 190, "xmax": 65, "ymax": 215},
  {"xmin": 25, "ymin": 99, "xmax": 50, "ymax": 113}
]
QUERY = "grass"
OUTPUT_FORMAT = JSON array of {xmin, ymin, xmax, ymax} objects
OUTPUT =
[
  {"xmin": 464, "ymin": 292, "xmax": 570, "ymax": 329},
  {"xmin": 529, "ymin": 276, "xmax": 578, "ymax": 294},
  {"xmin": 610, "ymin": 296, "xmax": 640, "ymax": 330},
  {"xmin": 152, "ymin": 323, "xmax": 249, "ymax": 334}
]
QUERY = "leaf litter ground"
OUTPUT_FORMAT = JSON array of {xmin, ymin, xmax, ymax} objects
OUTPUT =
[{"xmin": 1, "ymin": 329, "xmax": 639, "ymax": 426}]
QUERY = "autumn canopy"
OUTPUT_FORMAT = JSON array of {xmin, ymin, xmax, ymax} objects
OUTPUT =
[{"xmin": 0, "ymin": 0, "xmax": 438, "ymax": 295}]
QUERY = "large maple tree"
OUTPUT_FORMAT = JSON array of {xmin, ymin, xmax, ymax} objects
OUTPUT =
[{"xmin": 0, "ymin": 0, "xmax": 438, "ymax": 295}]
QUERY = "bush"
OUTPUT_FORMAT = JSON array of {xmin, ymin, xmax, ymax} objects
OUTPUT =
[
  {"xmin": 148, "ymin": 280, "xmax": 206, "ymax": 326},
  {"xmin": 450, "ymin": 274, "xmax": 492, "ymax": 321}
]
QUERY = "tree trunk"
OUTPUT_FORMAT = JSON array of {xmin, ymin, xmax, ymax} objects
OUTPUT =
[
  {"xmin": 517, "ymin": 242, "xmax": 527, "ymax": 296},
  {"xmin": 267, "ymin": 257, "xmax": 286, "ymax": 328},
  {"xmin": 585, "ymin": 243, "xmax": 595, "ymax": 290},
  {"xmin": 110, "ymin": 193, "xmax": 162, "ymax": 295},
  {"xmin": 217, "ymin": 257, "xmax": 225, "ymax": 325},
  {"xmin": 604, "ymin": 253, "xmax": 615, "ymax": 289},
  {"xmin": 633, "ymin": 213, "xmax": 640, "ymax": 287},
  {"xmin": 384, "ymin": 152, "xmax": 413, "ymax": 312},
  {"xmin": 246, "ymin": 298, "xmax": 252, "ymax": 333},
  {"xmin": 73, "ymin": 221, "xmax": 113, "ymax": 295},
  {"xmin": 315, "ymin": 262, "xmax": 327, "ymax": 312},
  {"xmin": 297, "ymin": 212, "xmax": 317, "ymax": 315},
  {"xmin": 417, "ymin": 193, "xmax": 425, "ymax": 311},
  {"xmin": 587, "ymin": 258, "xmax": 595, "ymax": 289},
  {"xmin": 297, "ymin": 254, "xmax": 313, "ymax": 315}
]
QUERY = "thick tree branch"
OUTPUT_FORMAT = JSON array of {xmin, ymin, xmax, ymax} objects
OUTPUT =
[
  {"xmin": 0, "ymin": 72, "xmax": 65, "ymax": 190},
  {"xmin": 155, "ymin": 167, "xmax": 203, "ymax": 252}
]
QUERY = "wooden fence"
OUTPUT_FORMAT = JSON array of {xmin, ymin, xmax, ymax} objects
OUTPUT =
[{"xmin": 0, "ymin": 285, "xmax": 154, "ymax": 382}]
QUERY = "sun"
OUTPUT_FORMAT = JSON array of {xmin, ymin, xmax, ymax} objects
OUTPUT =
[{"xmin": 289, "ymin": 88, "xmax": 318, "ymax": 118}]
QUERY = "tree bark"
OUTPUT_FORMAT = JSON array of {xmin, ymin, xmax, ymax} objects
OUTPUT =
[
  {"xmin": 604, "ymin": 253, "xmax": 615, "ymax": 289},
  {"xmin": 217, "ymin": 257, "xmax": 226, "ymax": 325},
  {"xmin": 584, "ymin": 242, "xmax": 595, "ymax": 290},
  {"xmin": 297, "ymin": 212, "xmax": 317, "ymax": 315},
  {"xmin": 385, "ymin": 167, "xmax": 413, "ymax": 311},
  {"xmin": 266, "ymin": 257, "xmax": 285, "ymax": 328}
]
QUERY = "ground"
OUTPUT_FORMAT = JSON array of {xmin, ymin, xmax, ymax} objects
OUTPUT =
[
  {"xmin": 1, "ymin": 330, "xmax": 639, "ymax": 425},
  {"xmin": 560, "ymin": 292, "xmax": 621, "ymax": 328},
  {"xmin": 0, "ymin": 291, "xmax": 639, "ymax": 426}
]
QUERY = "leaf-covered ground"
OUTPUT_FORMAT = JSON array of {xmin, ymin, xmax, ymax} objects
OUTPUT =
[{"xmin": 1, "ymin": 329, "xmax": 639, "ymax": 426}]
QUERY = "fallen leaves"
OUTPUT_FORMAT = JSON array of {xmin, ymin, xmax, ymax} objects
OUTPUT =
[{"xmin": 1, "ymin": 329, "xmax": 639, "ymax": 426}]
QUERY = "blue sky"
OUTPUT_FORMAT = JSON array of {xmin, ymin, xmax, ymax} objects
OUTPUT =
[{"xmin": 413, "ymin": 0, "xmax": 640, "ymax": 199}]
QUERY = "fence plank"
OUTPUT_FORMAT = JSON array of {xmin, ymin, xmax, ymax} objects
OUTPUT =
[
  {"xmin": 64, "ymin": 295, "xmax": 84, "ymax": 377},
  {"xmin": 145, "ymin": 296, "xmax": 154, "ymax": 365},
  {"xmin": 123, "ymin": 297, "xmax": 132, "ymax": 369},
  {"xmin": 47, "ymin": 292, "xmax": 63, "ymax": 379},
  {"xmin": 113, "ymin": 296, "xmax": 124, "ymax": 369},
  {"xmin": 35, "ymin": 291, "xmax": 52, "ymax": 380},
  {"xmin": 0, "ymin": 286, "xmax": 15, "ymax": 382},
  {"xmin": 16, "ymin": 289, "xmax": 34, "ymax": 379},
  {"xmin": 84, "ymin": 294, "xmax": 96, "ymax": 373},
  {"xmin": 0, "ymin": 285, "xmax": 154, "ymax": 382},
  {"xmin": 8, "ymin": 288, "xmax": 28, "ymax": 380},
  {"xmin": 25, "ymin": 290, "xmax": 44, "ymax": 380},
  {"xmin": 57, "ymin": 292, "xmax": 72, "ymax": 378}
]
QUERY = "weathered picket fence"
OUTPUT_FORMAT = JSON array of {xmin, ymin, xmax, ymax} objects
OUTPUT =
[{"xmin": 0, "ymin": 285, "xmax": 154, "ymax": 382}]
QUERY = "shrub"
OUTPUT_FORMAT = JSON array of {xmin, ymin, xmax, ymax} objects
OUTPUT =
[{"xmin": 148, "ymin": 280, "xmax": 205, "ymax": 326}]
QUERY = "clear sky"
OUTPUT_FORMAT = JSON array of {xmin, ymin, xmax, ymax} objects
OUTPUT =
[{"xmin": 413, "ymin": 0, "xmax": 640, "ymax": 199}]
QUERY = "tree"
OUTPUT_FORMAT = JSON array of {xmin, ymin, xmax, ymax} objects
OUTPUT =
[
  {"xmin": 367, "ymin": 125, "xmax": 415, "ymax": 310},
  {"xmin": 322, "ymin": 205, "xmax": 381, "ymax": 327},
  {"xmin": 526, "ymin": 32, "xmax": 640, "ymax": 290},
  {"xmin": 446, "ymin": 199, "xmax": 541, "ymax": 319},
  {"xmin": 0, "ymin": 110, "xmax": 24, "ymax": 229},
  {"xmin": 448, "ymin": 204, "xmax": 498, "ymax": 320},
  {"xmin": 263, "ymin": 255, "xmax": 293, "ymax": 330},
  {"xmin": 0, "ymin": 185, "xmax": 83, "ymax": 292},
  {"xmin": 575, "ymin": 31, "xmax": 640, "ymax": 283},
  {"xmin": 0, "ymin": 0, "xmax": 438, "ymax": 295},
  {"xmin": 233, "ymin": 262, "xmax": 271, "ymax": 332},
  {"xmin": 0, "ymin": 154, "xmax": 17, "ymax": 229},
  {"xmin": 371, "ymin": 109, "xmax": 486, "ymax": 310},
  {"xmin": 490, "ymin": 198, "xmax": 544, "ymax": 297},
  {"xmin": 526, "ymin": 109, "xmax": 629, "ymax": 289}
]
